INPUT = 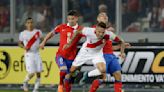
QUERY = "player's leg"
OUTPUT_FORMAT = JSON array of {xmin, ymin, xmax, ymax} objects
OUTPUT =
[
  {"xmin": 23, "ymin": 73, "xmax": 35, "ymax": 92},
  {"xmin": 33, "ymin": 73, "xmax": 41, "ymax": 92},
  {"xmin": 89, "ymin": 56, "xmax": 106, "ymax": 92},
  {"xmin": 23, "ymin": 53, "xmax": 35, "ymax": 92},
  {"xmin": 56, "ymin": 55, "xmax": 68, "ymax": 92},
  {"xmin": 93, "ymin": 55, "xmax": 106, "ymax": 80},
  {"xmin": 64, "ymin": 53, "xmax": 89, "ymax": 92},
  {"xmin": 63, "ymin": 59, "xmax": 74, "ymax": 92},
  {"xmin": 79, "ymin": 68, "xmax": 102, "ymax": 85},
  {"xmin": 33, "ymin": 54, "xmax": 42, "ymax": 92},
  {"xmin": 113, "ymin": 71, "xmax": 122, "ymax": 92},
  {"xmin": 107, "ymin": 54, "xmax": 122, "ymax": 92},
  {"xmin": 89, "ymin": 79, "xmax": 104, "ymax": 92}
]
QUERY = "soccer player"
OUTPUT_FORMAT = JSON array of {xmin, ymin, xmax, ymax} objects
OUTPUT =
[
  {"xmin": 18, "ymin": 17, "xmax": 43, "ymax": 92},
  {"xmin": 80, "ymin": 12, "xmax": 130, "ymax": 92},
  {"xmin": 64, "ymin": 22, "xmax": 125, "ymax": 92},
  {"xmin": 39, "ymin": 10, "xmax": 82, "ymax": 92}
]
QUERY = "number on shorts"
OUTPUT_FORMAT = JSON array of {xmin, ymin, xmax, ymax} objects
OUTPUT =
[{"xmin": 59, "ymin": 57, "xmax": 64, "ymax": 65}]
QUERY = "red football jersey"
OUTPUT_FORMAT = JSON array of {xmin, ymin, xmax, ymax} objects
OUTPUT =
[
  {"xmin": 92, "ymin": 25, "xmax": 113, "ymax": 54},
  {"xmin": 54, "ymin": 24, "xmax": 83, "ymax": 60},
  {"xmin": 103, "ymin": 40, "xmax": 113, "ymax": 54}
]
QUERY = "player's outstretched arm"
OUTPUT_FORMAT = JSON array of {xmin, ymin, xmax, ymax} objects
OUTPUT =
[
  {"xmin": 112, "ymin": 42, "xmax": 131, "ymax": 50},
  {"xmin": 120, "ymin": 41, "xmax": 125, "ymax": 57},
  {"xmin": 112, "ymin": 44, "xmax": 121, "ymax": 50},
  {"xmin": 40, "ymin": 31, "xmax": 54, "ymax": 49},
  {"xmin": 63, "ymin": 28, "xmax": 83, "ymax": 50},
  {"xmin": 109, "ymin": 31, "xmax": 126, "ymax": 58}
]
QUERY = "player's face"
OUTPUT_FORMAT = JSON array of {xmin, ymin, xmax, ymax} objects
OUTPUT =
[
  {"xmin": 95, "ymin": 26, "xmax": 106, "ymax": 39},
  {"xmin": 97, "ymin": 12, "xmax": 108, "ymax": 24},
  {"xmin": 67, "ymin": 15, "xmax": 78, "ymax": 26},
  {"xmin": 25, "ymin": 19, "xmax": 34, "ymax": 30}
]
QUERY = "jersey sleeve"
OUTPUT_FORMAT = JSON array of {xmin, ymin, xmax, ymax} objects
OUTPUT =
[
  {"xmin": 107, "ymin": 31, "xmax": 121, "ymax": 42},
  {"xmin": 81, "ymin": 27, "xmax": 94, "ymax": 36},
  {"xmin": 52, "ymin": 24, "xmax": 62, "ymax": 34},
  {"xmin": 19, "ymin": 32, "xmax": 24, "ymax": 42}
]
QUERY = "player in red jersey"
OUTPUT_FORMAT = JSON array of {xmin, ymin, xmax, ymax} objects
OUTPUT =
[{"xmin": 40, "ymin": 10, "xmax": 83, "ymax": 92}]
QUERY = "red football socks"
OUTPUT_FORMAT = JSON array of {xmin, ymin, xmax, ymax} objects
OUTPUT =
[
  {"xmin": 114, "ymin": 82, "xmax": 122, "ymax": 92},
  {"xmin": 64, "ymin": 79, "xmax": 71, "ymax": 92},
  {"xmin": 59, "ymin": 71, "xmax": 67, "ymax": 85},
  {"xmin": 89, "ymin": 79, "xmax": 102, "ymax": 92}
]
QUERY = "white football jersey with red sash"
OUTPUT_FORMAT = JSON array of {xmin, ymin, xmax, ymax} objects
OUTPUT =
[
  {"xmin": 80, "ymin": 27, "xmax": 118, "ymax": 54},
  {"xmin": 19, "ymin": 29, "xmax": 43, "ymax": 73},
  {"xmin": 72, "ymin": 27, "xmax": 120, "ymax": 67},
  {"xmin": 19, "ymin": 29, "xmax": 42, "ymax": 53}
]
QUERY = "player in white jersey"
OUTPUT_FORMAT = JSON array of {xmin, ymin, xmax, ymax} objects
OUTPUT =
[
  {"xmin": 64, "ymin": 22, "xmax": 125, "ymax": 92},
  {"xmin": 18, "ymin": 17, "xmax": 43, "ymax": 92}
]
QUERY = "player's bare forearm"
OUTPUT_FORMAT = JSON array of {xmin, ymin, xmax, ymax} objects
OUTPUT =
[
  {"xmin": 70, "ymin": 30, "xmax": 81, "ymax": 44},
  {"xmin": 115, "ymin": 36, "xmax": 125, "ymax": 55},
  {"xmin": 63, "ymin": 29, "xmax": 82, "ymax": 49},
  {"xmin": 112, "ymin": 44, "xmax": 121, "ymax": 50},
  {"xmin": 120, "ymin": 41, "xmax": 125, "ymax": 54},
  {"xmin": 18, "ymin": 41, "xmax": 26, "ymax": 50},
  {"xmin": 112, "ymin": 42, "xmax": 131, "ymax": 50},
  {"xmin": 41, "ymin": 32, "xmax": 54, "ymax": 45},
  {"xmin": 40, "ymin": 32, "xmax": 54, "ymax": 49},
  {"xmin": 40, "ymin": 37, "xmax": 44, "ymax": 42}
]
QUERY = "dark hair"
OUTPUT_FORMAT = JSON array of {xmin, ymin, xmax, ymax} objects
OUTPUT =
[
  {"xmin": 97, "ymin": 22, "xmax": 106, "ymax": 28},
  {"xmin": 68, "ymin": 10, "xmax": 79, "ymax": 17},
  {"xmin": 25, "ymin": 17, "xmax": 33, "ymax": 22}
]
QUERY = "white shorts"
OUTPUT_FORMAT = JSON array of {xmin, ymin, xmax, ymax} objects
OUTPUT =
[
  {"xmin": 72, "ymin": 49, "xmax": 106, "ymax": 67},
  {"xmin": 24, "ymin": 52, "xmax": 43, "ymax": 74}
]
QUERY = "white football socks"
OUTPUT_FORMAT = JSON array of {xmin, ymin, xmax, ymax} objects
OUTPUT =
[
  {"xmin": 88, "ymin": 69, "xmax": 102, "ymax": 77},
  {"xmin": 33, "ymin": 78, "xmax": 40, "ymax": 91}
]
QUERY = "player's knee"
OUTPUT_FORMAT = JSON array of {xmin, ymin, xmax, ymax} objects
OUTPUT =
[
  {"xmin": 28, "ymin": 73, "xmax": 35, "ymax": 78},
  {"xmin": 65, "ymin": 74, "xmax": 71, "ymax": 79},
  {"xmin": 99, "ymin": 68, "xmax": 106, "ymax": 73},
  {"xmin": 96, "ymin": 63, "xmax": 106, "ymax": 73},
  {"xmin": 60, "ymin": 66, "xmax": 67, "ymax": 70},
  {"xmin": 113, "ymin": 71, "xmax": 121, "ymax": 81},
  {"xmin": 36, "ymin": 73, "xmax": 41, "ymax": 78},
  {"xmin": 70, "ymin": 66, "xmax": 77, "ymax": 73}
]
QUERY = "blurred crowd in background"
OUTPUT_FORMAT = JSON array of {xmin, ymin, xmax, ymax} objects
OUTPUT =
[{"xmin": 1, "ymin": 0, "xmax": 164, "ymax": 33}]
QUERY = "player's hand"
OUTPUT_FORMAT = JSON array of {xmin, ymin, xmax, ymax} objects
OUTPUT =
[
  {"xmin": 63, "ymin": 43, "xmax": 71, "ymax": 50},
  {"xmin": 39, "ymin": 43, "xmax": 45, "ymax": 50},
  {"xmin": 119, "ymin": 53, "xmax": 126, "ymax": 59},
  {"xmin": 24, "ymin": 46, "xmax": 30, "ymax": 51},
  {"xmin": 125, "ymin": 43, "xmax": 131, "ymax": 48}
]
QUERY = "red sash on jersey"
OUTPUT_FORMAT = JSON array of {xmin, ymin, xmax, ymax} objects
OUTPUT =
[
  {"xmin": 26, "ymin": 31, "xmax": 40, "ymax": 49},
  {"xmin": 86, "ymin": 40, "xmax": 103, "ymax": 48},
  {"xmin": 86, "ymin": 35, "xmax": 110, "ymax": 48}
]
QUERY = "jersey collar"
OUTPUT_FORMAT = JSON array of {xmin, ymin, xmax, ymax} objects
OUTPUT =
[{"xmin": 67, "ymin": 23, "xmax": 78, "ymax": 29}]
